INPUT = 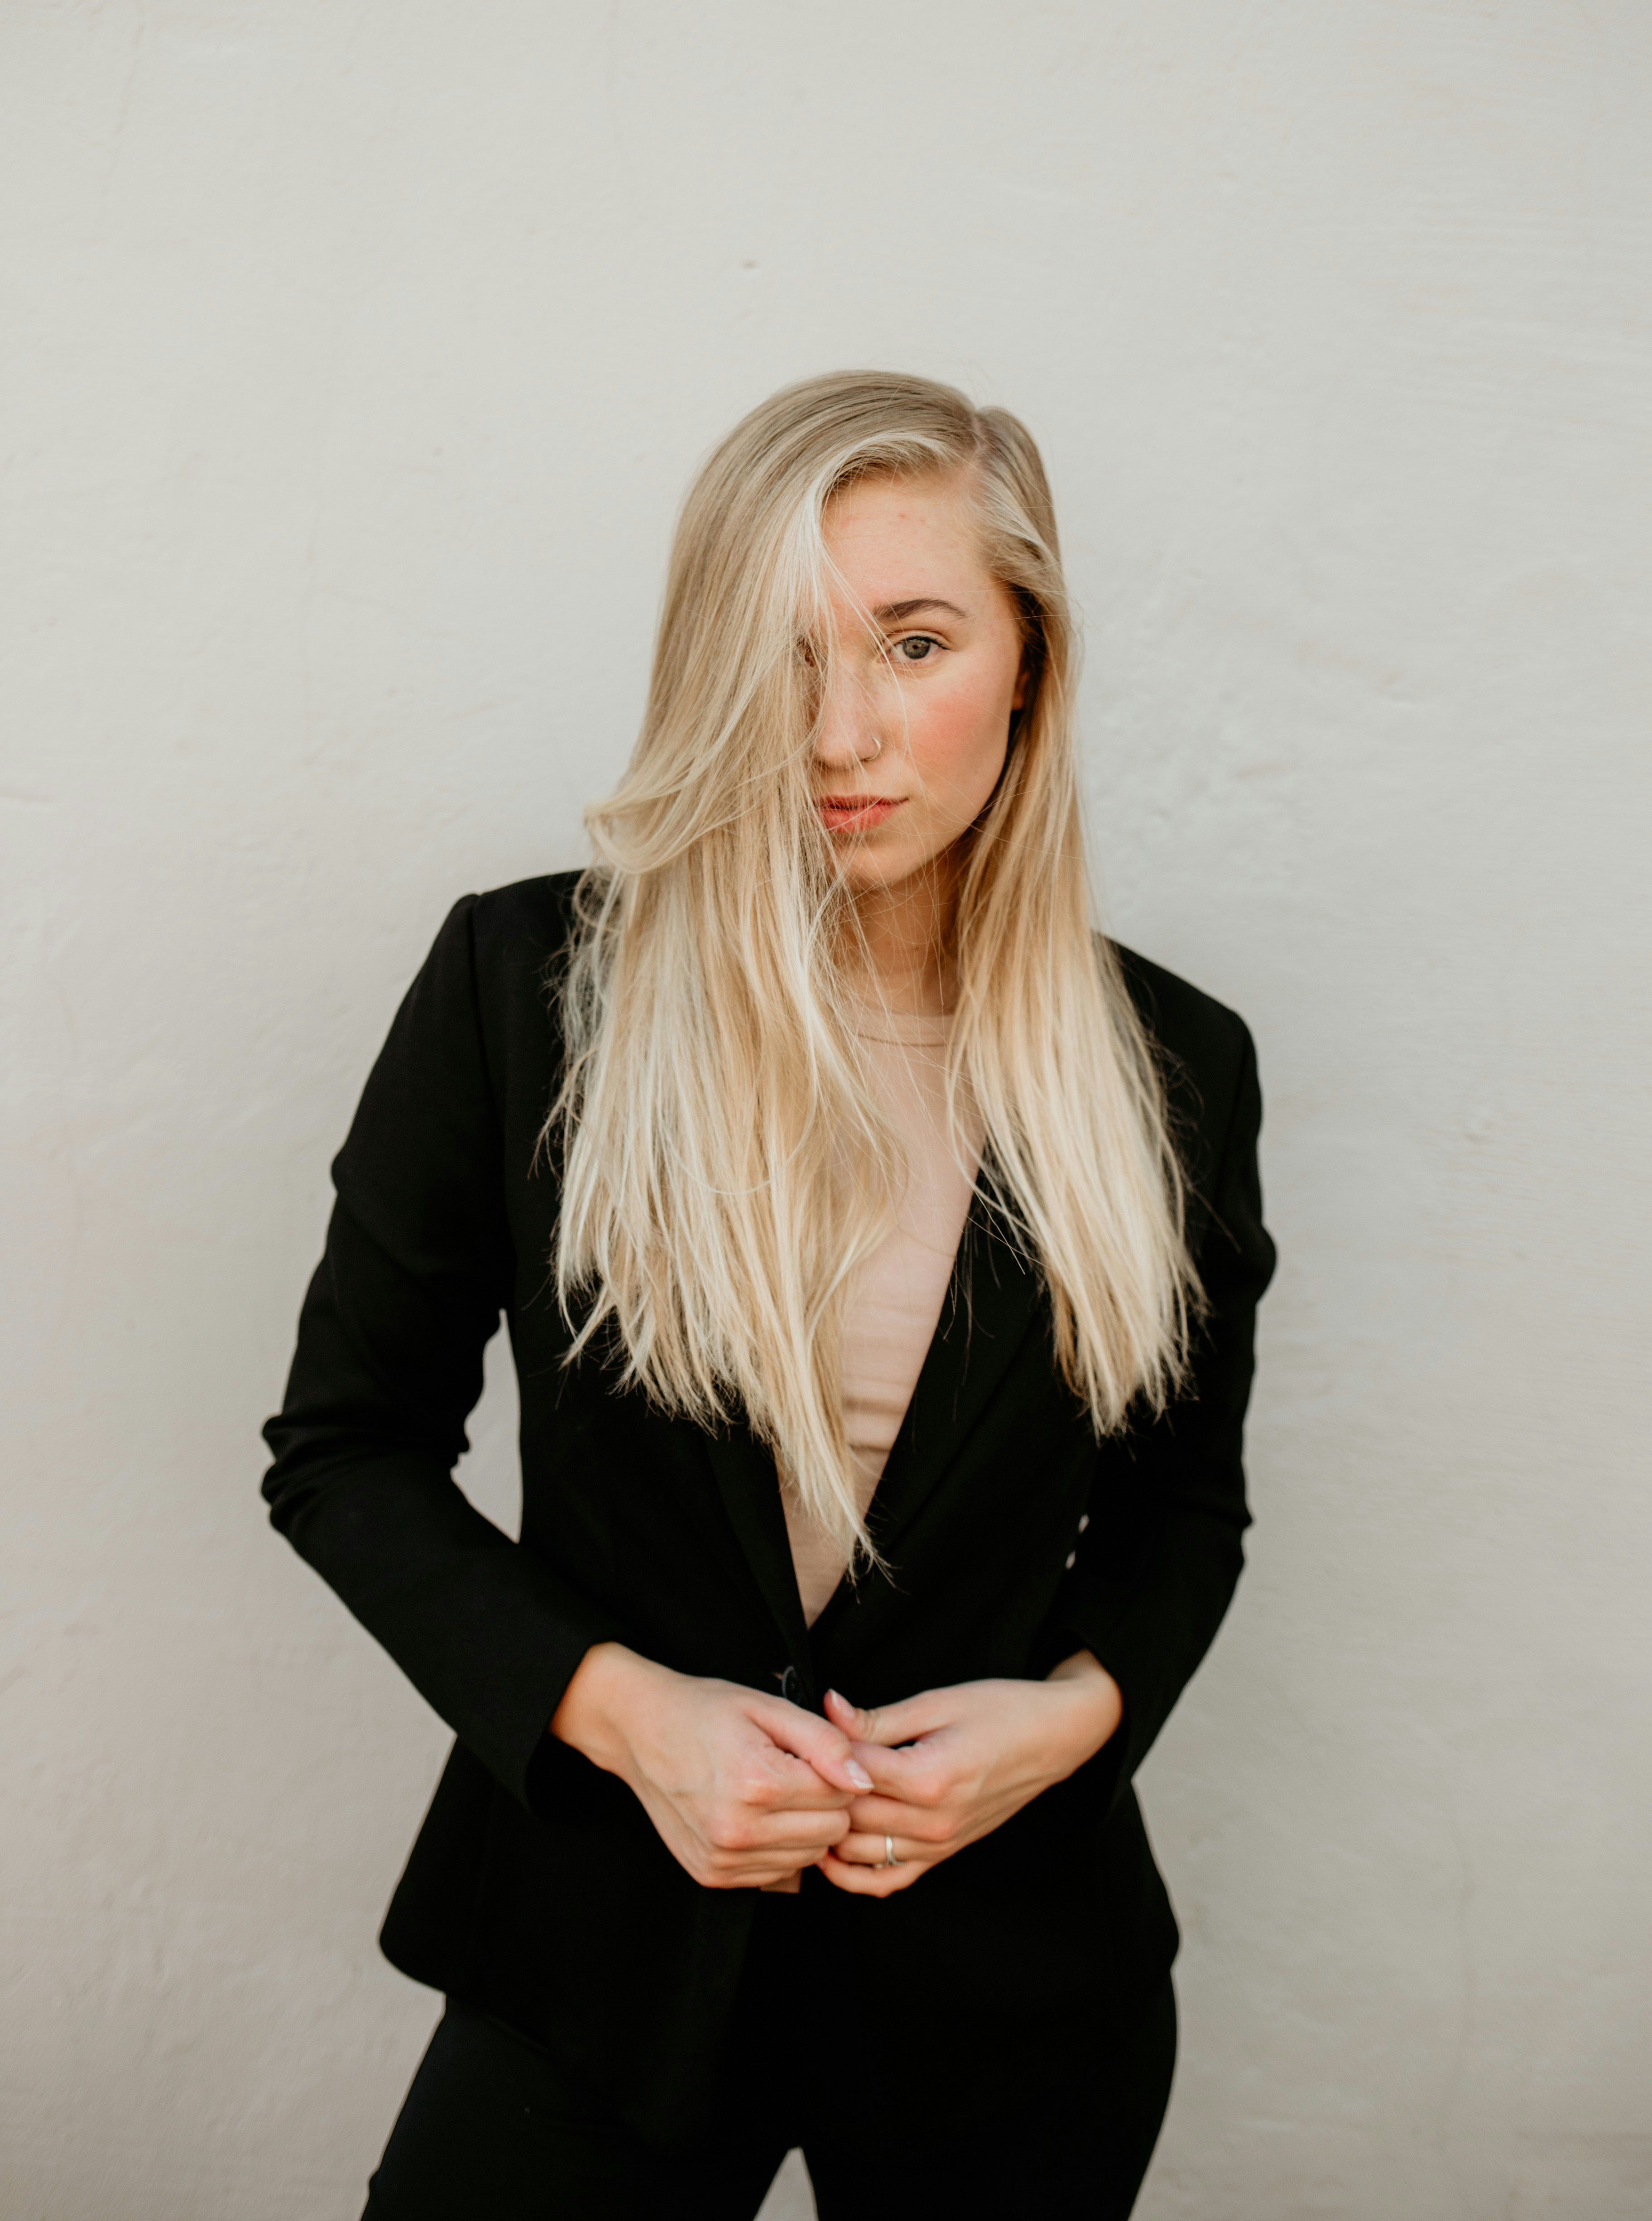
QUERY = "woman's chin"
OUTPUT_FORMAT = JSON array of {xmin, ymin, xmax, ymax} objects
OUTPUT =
[{"xmin": 832, "ymin": 837, "xmax": 961, "ymax": 900}]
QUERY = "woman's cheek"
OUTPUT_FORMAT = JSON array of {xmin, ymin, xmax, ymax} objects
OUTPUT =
[{"xmin": 912, "ymin": 690, "xmax": 1009, "ymax": 828}]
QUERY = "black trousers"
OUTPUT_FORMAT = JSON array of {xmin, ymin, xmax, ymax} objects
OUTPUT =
[{"xmin": 364, "ymin": 1886, "xmax": 1177, "ymax": 2220}]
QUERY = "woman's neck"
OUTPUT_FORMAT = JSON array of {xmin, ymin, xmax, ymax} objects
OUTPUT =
[{"xmin": 845, "ymin": 861, "xmax": 959, "ymax": 1016}]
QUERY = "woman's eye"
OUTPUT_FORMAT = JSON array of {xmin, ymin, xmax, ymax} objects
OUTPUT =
[{"xmin": 896, "ymin": 635, "xmax": 941, "ymax": 663}]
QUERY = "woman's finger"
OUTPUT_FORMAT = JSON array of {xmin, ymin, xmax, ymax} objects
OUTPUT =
[
  {"xmin": 833, "ymin": 1735, "xmax": 950, "ymax": 1804},
  {"xmin": 833, "ymin": 1828, "xmax": 922, "ymax": 1868},
  {"xmin": 824, "ymin": 1687, "xmax": 948, "ymax": 1750},
  {"xmin": 839, "ymin": 1790, "xmax": 947, "ymax": 1839},
  {"xmin": 821, "ymin": 1688, "xmax": 877, "ymax": 1740},
  {"xmin": 725, "ymin": 1801, "xmax": 851, "ymax": 1851},
  {"xmin": 757, "ymin": 1748, "xmax": 863, "ymax": 1810},
  {"xmin": 817, "ymin": 1846, "xmax": 927, "ymax": 1896},
  {"xmin": 835, "ymin": 1741, "xmax": 906, "ymax": 1795},
  {"xmin": 759, "ymin": 1697, "xmax": 875, "ymax": 1796}
]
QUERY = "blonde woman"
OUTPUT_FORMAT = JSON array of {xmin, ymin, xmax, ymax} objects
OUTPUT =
[{"xmin": 264, "ymin": 372, "xmax": 1274, "ymax": 2218}]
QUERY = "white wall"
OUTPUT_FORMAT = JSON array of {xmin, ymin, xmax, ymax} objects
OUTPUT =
[{"xmin": 4, "ymin": 4, "xmax": 1648, "ymax": 2215}]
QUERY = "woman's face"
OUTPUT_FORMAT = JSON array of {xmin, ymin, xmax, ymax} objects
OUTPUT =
[{"xmin": 814, "ymin": 470, "xmax": 1028, "ymax": 897}]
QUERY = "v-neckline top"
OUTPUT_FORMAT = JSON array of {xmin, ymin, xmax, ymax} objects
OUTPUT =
[{"xmin": 781, "ymin": 1000, "xmax": 984, "ymax": 1628}]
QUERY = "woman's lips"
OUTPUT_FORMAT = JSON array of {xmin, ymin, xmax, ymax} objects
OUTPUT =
[{"xmin": 817, "ymin": 795, "xmax": 903, "ymax": 832}]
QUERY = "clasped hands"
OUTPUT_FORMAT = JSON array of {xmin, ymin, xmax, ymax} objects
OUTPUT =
[{"xmin": 551, "ymin": 1642, "xmax": 1123, "ymax": 1897}]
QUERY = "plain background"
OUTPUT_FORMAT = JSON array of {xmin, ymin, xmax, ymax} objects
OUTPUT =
[{"xmin": 4, "ymin": 4, "xmax": 1649, "ymax": 2216}]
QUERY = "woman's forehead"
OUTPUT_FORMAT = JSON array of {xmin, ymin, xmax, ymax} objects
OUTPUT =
[{"xmin": 821, "ymin": 471, "xmax": 997, "ymax": 607}]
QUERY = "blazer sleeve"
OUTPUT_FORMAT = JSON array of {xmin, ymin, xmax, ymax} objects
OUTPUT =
[
  {"xmin": 1050, "ymin": 1017, "xmax": 1275, "ymax": 1816},
  {"xmin": 260, "ymin": 896, "xmax": 624, "ymax": 1813}
]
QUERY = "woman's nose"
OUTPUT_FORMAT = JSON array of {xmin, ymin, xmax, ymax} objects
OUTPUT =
[{"xmin": 813, "ymin": 671, "xmax": 884, "ymax": 769}]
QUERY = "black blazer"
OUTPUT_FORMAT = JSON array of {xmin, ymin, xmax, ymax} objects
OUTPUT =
[{"xmin": 262, "ymin": 873, "xmax": 1274, "ymax": 2138}]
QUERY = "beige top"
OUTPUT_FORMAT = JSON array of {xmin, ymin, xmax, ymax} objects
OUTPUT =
[{"xmin": 782, "ymin": 1003, "xmax": 983, "ymax": 1627}]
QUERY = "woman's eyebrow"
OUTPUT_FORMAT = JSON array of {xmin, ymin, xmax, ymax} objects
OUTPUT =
[{"xmin": 871, "ymin": 596, "xmax": 971, "ymax": 624}]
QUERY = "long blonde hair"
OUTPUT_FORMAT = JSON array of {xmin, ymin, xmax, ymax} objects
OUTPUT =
[{"xmin": 552, "ymin": 371, "xmax": 1196, "ymax": 1562}]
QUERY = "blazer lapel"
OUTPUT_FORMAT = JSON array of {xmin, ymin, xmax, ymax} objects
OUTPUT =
[
  {"xmin": 811, "ymin": 1178, "xmax": 1046, "ymax": 1640},
  {"xmin": 701, "ymin": 1178, "xmax": 1047, "ymax": 1667},
  {"xmin": 700, "ymin": 1422, "xmax": 813, "ymax": 1672}
]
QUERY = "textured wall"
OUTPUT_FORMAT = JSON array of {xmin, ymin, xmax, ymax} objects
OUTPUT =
[{"xmin": 4, "ymin": 5, "xmax": 1648, "ymax": 2216}]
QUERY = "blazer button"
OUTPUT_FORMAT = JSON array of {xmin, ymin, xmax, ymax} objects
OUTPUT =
[{"xmin": 779, "ymin": 1664, "xmax": 805, "ymax": 1706}]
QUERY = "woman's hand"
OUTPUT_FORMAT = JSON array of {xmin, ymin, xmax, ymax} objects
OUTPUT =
[
  {"xmin": 817, "ymin": 1650, "xmax": 1124, "ymax": 1897},
  {"xmin": 551, "ymin": 1642, "xmax": 874, "ymax": 1890}
]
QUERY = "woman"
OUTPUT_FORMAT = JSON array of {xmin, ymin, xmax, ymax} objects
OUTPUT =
[{"xmin": 263, "ymin": 371, "xmax": 1274, "ymax": 2218}]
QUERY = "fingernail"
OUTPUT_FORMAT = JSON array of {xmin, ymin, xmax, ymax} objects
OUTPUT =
[{"xmin": 847, "ymin": 1760, "xmax": 874, "ymax": 1791}]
